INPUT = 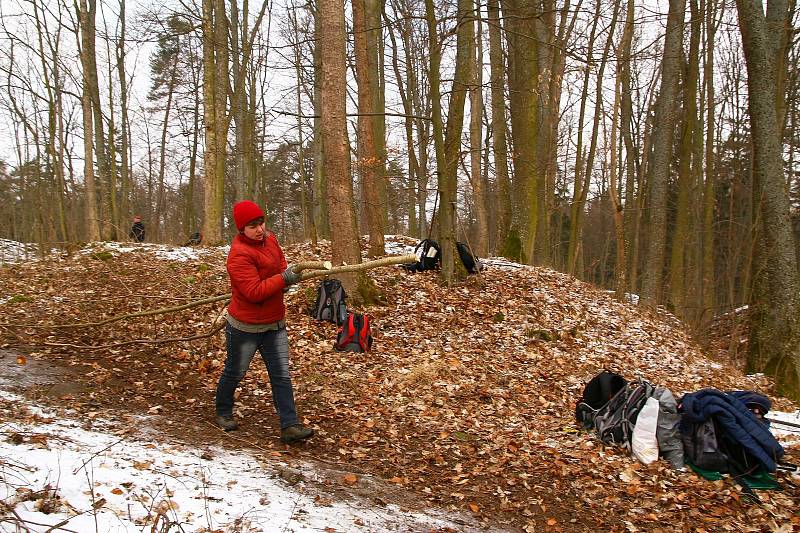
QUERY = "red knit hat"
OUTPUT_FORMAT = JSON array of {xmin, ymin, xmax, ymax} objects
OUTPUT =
[{"xmin": 233, "ymin": 201, "xmax": 264, "ymax": 231}]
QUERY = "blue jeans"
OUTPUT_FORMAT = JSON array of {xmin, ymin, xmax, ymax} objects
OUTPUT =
[{"xmin": 215, "ymin": 323, "xmax": 299, "ymax": 429}]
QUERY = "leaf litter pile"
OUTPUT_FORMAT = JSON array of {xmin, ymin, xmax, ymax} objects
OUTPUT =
[{"xmin": 0, "ymin": 237, "xmax": 798, "ymax": 532}]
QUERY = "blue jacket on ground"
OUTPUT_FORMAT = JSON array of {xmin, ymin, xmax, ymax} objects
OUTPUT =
[{"xmin": 680, "ymin": 388, "xmax": 783, "ymax": 472}]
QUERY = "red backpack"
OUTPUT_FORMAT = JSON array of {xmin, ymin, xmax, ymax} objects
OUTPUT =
[{"xmin": 334, "ymin": 313, "xmax": 373, "ymax": 352}]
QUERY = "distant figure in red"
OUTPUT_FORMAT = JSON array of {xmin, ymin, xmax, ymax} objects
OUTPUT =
[{"xmin": 129, "ymin": 215, "xmax": 145, "ymax": 242}]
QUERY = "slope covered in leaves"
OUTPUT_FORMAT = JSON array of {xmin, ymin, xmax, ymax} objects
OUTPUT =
[{"xmin": 0, "ymin": 237, "xmax": 797, "ymax": 532}]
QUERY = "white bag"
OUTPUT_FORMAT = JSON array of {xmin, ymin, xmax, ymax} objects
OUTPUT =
[{"xmin": 631, "ymin": 396, "xmax": 660, "ymax": 464}]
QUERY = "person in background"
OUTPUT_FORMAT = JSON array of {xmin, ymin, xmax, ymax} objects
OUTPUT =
[
  {"xmin": 129, "ymin": 215, "xmax": 145, "ymax": 242},
  {"xmin": 184, "ymin": 232, "xmax": 203, "ymax": 246},
  {"xmin": 215, "ymin": 200, "xmax": 314, "ymax": 444}
]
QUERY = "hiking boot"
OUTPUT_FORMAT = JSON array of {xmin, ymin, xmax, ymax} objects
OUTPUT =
[
  {"xmin": 216, "ymin": 414, "xmax": 238, "ymax": 431},
  {"xmin": 280, "ymin": 424, "xmax": 314, "ymax": 443}
]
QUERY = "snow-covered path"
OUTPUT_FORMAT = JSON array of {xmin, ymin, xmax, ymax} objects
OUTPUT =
[{"xmin": 0, "ymin": 391, "xmax": 482, "ymax": 533}]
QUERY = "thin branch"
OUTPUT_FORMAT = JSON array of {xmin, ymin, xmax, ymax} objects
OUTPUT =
[
  {"xmin": 2, "ymin": 256, "xmax": 417, "ymax": 338},
  {"xmin": 276, "ymin": 110, "xmax": 432, "ymax": 121}
]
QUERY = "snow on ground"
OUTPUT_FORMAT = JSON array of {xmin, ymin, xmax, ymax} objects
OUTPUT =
[
  {"xmin": 0, "ymin": 391, "xmax": 482, "ymax": 533},
  {"xmin": 0, "ymin": 239, "xmax": 41, "ymax": 264},
  {"xmin": 769, "ymin": 410, "xmax": 800, "ymax": 446},
  {"xmin": 83, "ymin": 241, "xmax": 230, "ymax": 262}
]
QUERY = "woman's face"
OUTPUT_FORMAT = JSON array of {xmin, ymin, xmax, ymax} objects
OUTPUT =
[{"xmin": 243, "ymin": 217, "xmax": 265, "ymax": 240}]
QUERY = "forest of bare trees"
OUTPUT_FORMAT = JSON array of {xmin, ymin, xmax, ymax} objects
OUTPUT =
[{"xmin": 0, "ymin": 0, "xmax": 798, "ymax": 397}]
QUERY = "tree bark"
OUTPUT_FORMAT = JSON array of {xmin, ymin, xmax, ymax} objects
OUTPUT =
[
  {"xmin": 320, "ymin": 0, "xmax": 379, "ymax": 302},
  {"xmin": 701, "ymin": 0, "xmax": 718, "ymax": 326},
  {"xmin": 669, "ymin": 0, "xmax": 701, "ymax": 318},
  {"xmin": 353, "ymin": 0, "xmax": 386, "ymax": 257},
  {"xmin": 502, "ymin": 0, "xmax": 539, "ymax": 264},
  {"xmin": 78, "ymin": 0, "xmax": 100, "ymax": 241},
  {"xmin": 610, "ymin": 21, "xmax": 626, "ymax": 299},
  {"xmin": 736, "ymin": 0, "xmax": 800, "ymax": 399},
  {"xmin": 428, "ymin": 0, "xmax": 474, "ymax": 284},
  {"xmin": 640, "ymin": 0, "xmax": 686, "ymax": 307},
  {"xmin": 468, "ymin": 2, "xmax": 489, "ymax": 256},
  {"xmin": 487, "ymin": 0, "xmax": 511, "ymax": 255},
  {"xmin": 566, "ymin": 0, "xmax": 602, "ymax": 274}
]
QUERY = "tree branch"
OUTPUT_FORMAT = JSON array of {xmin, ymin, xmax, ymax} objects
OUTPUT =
[{"xmin": 3, "ymin": 255, "xmax": 417, "ymax": 333}]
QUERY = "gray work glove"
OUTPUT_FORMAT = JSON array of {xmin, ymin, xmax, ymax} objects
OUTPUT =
[{"xmin": 281, "ymin": 264, "xmax": 301, "ymax": 286}]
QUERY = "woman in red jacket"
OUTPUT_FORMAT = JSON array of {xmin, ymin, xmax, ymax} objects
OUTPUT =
[{"xmin": 215, "ymin": 200, "xmax": 314, "ymax": 444}]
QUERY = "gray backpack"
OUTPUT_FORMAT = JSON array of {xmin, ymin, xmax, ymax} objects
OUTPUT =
[
  {"xmin": 311, "ymin": 278, "xmax": 347, "ymax": 325},
  {"xmin": 593, "ymin": 378, "xmax": 655, "ymax": 448}
]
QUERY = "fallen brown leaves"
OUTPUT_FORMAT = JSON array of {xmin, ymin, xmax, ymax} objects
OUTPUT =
[{"xmin": 0, "ymin": 237, "xmax": 797, "ymax": 532}]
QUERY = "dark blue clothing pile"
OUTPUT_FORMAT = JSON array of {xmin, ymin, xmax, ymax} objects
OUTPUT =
[{"xmin": 680, "ymin": 388, "xmax": 784, "ymax": 472}]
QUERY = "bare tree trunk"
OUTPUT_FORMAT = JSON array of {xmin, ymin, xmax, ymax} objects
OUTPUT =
[
  {"xmin": 427, "ymin": 0, "xmax": 473, "ymax": 283},
  {"xmin": 183, "ymin": 40, "xmax": 202, "ymax": 237},
  {"xmin": 201, "ymin": 0, "xmax": 217, "ymax": 241},
  {"xmin": 620, "ymin": 0, "xmax": 639, "ymax": 292},
  {"xmin": 78, "ymin": 0, "xmax": 100, "ymax": 241},
  {"xmin": 106, "ymin": 62, "xmax": 119, "ymax": 241},
  {"xmin": 610, "ymin": 22, "xmax": 626, "ymax": 299},
  {"xmin": 33, "ymin": 0, "xmax": 68, "ymax": 241},
  {"xmin": 81, "ymin": 0, "xmax": 110, "ymax": 240},
  {"xmin": 640, "ymin": 0, "xmax": 686, "ymax": 307},
  {"xmin": 320, "ymin": 0, "xmax": 379, "ymax": 302},
  {"xmin": 701, "ymin": 0, "xmax": 719, "ymax": 326},
  {"xmin": 487, "ymin": 0, "xmax": 511, "ymax": 255},
  {"xmin": 116, "ymin": 0, "xmax": 130, "ymax": 238},
  {"xmin": 502, "ymin": 0, "xmax": 539, "ymax": 263},
  {"xmin": 425, "ymin": 0, "xmax": 446, "ymax": 247},
  {"xmin": 385, "ymin": 0, "xmax": 421, "ymax": 237},
  {"xmin": 367, "ymin": 0, "xmax": 388, "ymax": 236},
  {"xmin": 468, "ymin": 1, "xmax": 488, "ymax": 256},
  {"xmin": 156, "ymin": 51, "xmax": 179, "ymax": 241},
  {"xmin": 542, "ymin": 0, "xmax": 581, "ymax": 264},
  {"xmin": 353, "ymin": 0, "xmax": 385, "ymax": 257},
  {"xmin": 736, "ymin": 0, "xmax": 800, "ymax": 399},
  {"xmin": 669, "ymin": 0, "xmax": 701, "ymax": 317},
  {"xmin": 290, "ymin": 7, "xmax": 317, "ymax": 245},
  {"xmin": 566, "ymin": 0, "xmax": 601, "ymax": 274},
  {"xmin": 312, "ymin": 4, "xmax": 329, "ymax": 238}
]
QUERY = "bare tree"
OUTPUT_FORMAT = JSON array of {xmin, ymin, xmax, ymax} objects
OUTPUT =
[
  {"xmin": 78, "ymin": 0, "xmax": 100, "ymax": 241},
  {"xmin": 468, "ymin": 0, "xmax": 488, "ymax": 256},
  {"xmin": 320, "ymin": 0, "xmax": 380, "ymax": 302},
  {"xmin": 353, "ymin": 0, "xmax": 385, "ymax": 257},
  {"xmin": 640, "ymin": 0, "xmax": 686, "ymax": 307},
  {"xmin": 487, "ymin": 0, "xmax": 511, "ymax": 255},
  {"xmin": 735, "ymin": 0, "xmax": 800, "ymax": 399}
]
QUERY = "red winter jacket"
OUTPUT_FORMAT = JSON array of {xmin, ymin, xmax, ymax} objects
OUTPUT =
[{"xmin": 226, "ymin": 232, "xmax": 288, "ymax": 324}]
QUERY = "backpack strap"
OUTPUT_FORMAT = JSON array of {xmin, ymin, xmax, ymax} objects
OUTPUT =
[
  {"xmin": 356, "ymin": 314, "xmax": 371, "ymax": 352},
  {"xmin": 336, "ymin": 313, "xmax": 356, "ymax": 350}
]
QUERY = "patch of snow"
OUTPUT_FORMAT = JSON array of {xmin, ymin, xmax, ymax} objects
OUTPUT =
[
  {"xmin": 769, "ymin": 410, "xmax": 800, "ymax": 446},
  {"xmin": 0, "ymin": 239, "xmax": 40, "ymax": 263},
  {"xmin": 83, "ymin": 241, "xmax": 228, "ymax": 262},
  {"xmin": 0, "ymin": 395, "xmax": 484, "ymax": 532},
  {"xmin": 483, "ymin": 257, "xmax": 526, "ymax": 270}
]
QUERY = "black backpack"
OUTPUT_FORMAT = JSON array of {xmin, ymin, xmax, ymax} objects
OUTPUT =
[
  {"xmin": 682, "ymin": 417, "xmax": 731, "ymax": 473},
  {"xmin": 403, "ymin": 239, "xmax": 441, "ymax": 272},
  {"xmin": 456, "ymin": 241, "xmax": 484, "ymax": 274},
  {"xmin": 311, "ymin": 278, "xmax": 347, "ymax": 325},
  {"xmin": 334, "ymin": 312, "xmax": 373, "ymax": 352},
  {"xmin": 575, "ymin": 370, "xmax": 628, "ymax": 429},
  {"xmin": 682, "ymin": 415, "xmax": 770, "ymax": 477}
]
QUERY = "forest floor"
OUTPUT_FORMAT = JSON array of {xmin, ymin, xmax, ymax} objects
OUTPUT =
[{"xmin": 0, "ymin": 236, "xmax": 798, "ymax": 532}]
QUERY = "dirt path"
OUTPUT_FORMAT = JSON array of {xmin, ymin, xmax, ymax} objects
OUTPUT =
[{"xmin": 0, "ymin": 348, "xmax": 508, "ymax": 532}]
